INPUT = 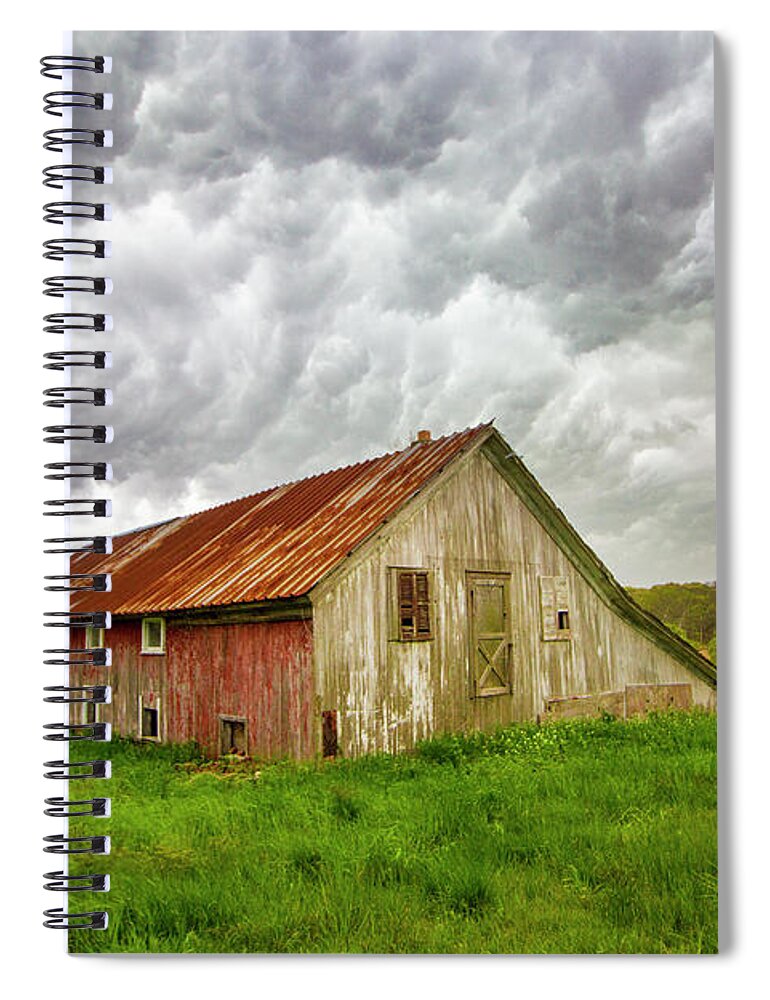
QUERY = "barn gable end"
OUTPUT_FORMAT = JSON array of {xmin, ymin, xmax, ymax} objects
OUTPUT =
[{"xmin": 310, "ymin": 428, "xmax": 715, "ymax": 757}]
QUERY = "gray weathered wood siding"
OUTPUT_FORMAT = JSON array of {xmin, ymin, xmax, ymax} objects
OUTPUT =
[{"xmin": 311, "ymin": 443, "xmax": 715, "ymax": 757}]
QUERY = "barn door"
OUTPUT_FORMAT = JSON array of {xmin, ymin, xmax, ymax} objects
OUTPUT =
[{"xmin": 468, "ymin": 573, "xmax": 512, "ymax": 697}]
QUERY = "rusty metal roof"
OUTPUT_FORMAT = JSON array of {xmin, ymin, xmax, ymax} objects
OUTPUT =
[{"xmin": 72, "ymin": 424, "xmax": 494, "ymax": 615}]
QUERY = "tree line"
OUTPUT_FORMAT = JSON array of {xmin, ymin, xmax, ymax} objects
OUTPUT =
[{"xmin": 627, "ymin": 581, "xmax": 716, "ymax": 664}]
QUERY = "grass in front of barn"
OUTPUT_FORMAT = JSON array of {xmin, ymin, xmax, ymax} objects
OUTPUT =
[{"xmin": 67, "ymin": 711, "xmax": 717, "ymax": 954}]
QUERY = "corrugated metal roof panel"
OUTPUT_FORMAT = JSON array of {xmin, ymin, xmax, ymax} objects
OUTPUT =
[{"xmin": 71, "ymin": 424, "xmax": 493, "ymax": 615}]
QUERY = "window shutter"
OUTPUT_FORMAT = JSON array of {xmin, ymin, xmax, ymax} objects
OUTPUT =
[
  {"xmin": 395, "ymin": 570, "xmax": 432, "ymax": 641},
  {"xmin": 415, "ymin": 572, "xmax": 431, "ymax": 637},
  {"xmin": 540, "ymin": 576, "xmax": 570, "ymax": 640},
  {"xmin": 399, "ymin": 571, "xmax": 416, "ymax": 639},
  {"xmin": 540, "ymin": 576, "xmax": 557, "ymax": 639},
  {"xmin": 555, "ymin": 577, "xmax": 569, "ymax": 615}
]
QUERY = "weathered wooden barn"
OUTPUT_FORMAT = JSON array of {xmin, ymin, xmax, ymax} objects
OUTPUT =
[{"xmin": 71, "ymin": 424, "xmax": 716, "ymax": 758}]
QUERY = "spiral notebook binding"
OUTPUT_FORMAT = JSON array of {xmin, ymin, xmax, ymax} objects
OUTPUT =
[
  {"xmin": 43, "ymin": 201, "xmax": 110, "ymax": 224},
  {"xmin": 43, "ymin": 645, "xmax": 111, "ymax": 667},
  {"xmin": 44, "ymin": 91, "xmax": 112, "ymax": 117},
  {"xmin": 44, "ymin": 760, "xmax": 110, "ymax": 780},
  {"xmin": 43, "ymin": 313, "xmax": 111, "ymax": 335},
  {"xmin": 43, "ymin": 835, "xmax": 110, "ymax": 855},
  {"xmin": 43, "ymin": 573, "xmax": 111, "ymax": 593},
  {"xmin": 40, "ymin": 55, "xmax": 109, "ymax": 79},
  {"xmin": 43, "ymin": 352, "xmax": 112, "ymax": 370},
  {"xmin": 43, "ymin": 164, "xmax": 110, "ymax": 189},
  {"xmin": 42, "ymin": 426, "xmax": 113, "ymax": 444},
  {"xmin": 44, "ymin": 611, "xmax": 111, "ymax": 628},
  {"xmin": 45, "ymin": 798, "xmax": 111, "ymax": 818},
  {"xmin": 43, "ymin": 239, "xmax": 110, "ymax": 260},
  {"xmin": 44, "ymin": 536, "xmax": 112, "ymax": 555},
  {"xmin": 44, "ymin": 871, "xmax": 110, "ymax": 892},
  {"xmin": 43, "ymin": 277, "xmax": 111, "ymax": 297},
  {"xmin": 43, "ymin": 128, "xmax": 113, "ymax": 152},
  {"xmin": 43, "ymin": 910, "xmax": 109, "ymax": 932},
  {"xmin": 44, "ymin": 683, "xmax": 111, "ymax": 701},
  {"xmin": 44, "ymin": 461, "xmax": 112, "ymax": 480},
  {"xmin": 43, "ymin": 52, "xmax": 112, "ymax": 931}
]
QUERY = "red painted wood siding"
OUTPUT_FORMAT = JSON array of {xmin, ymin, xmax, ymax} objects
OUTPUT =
[{"xmin": 71, "ymin": 617, "xmax": 316, "ymax": 759}]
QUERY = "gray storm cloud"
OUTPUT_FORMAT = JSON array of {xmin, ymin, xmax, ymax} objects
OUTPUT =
[{"xmin": 72, "ymin": 30, "xmax": 715, "ymax": 586}]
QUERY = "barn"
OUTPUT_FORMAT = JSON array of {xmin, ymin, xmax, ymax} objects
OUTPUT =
[{"xmin": 70, "ymin": 423, "xmax": 716, "ymax": 759}]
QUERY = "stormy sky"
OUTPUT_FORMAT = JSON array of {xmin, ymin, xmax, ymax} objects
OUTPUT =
[{"xmin": 73, "ymin": 30, "xmax": 715, "ymax": 587}]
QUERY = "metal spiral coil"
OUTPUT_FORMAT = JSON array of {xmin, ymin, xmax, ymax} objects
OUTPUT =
[
  {"xmin": 43, "ymin": 275, "xmax": 110, "ymax": 296},
  {"xmin": 43, "ymin": 499, "xmax": 111, "ymax": 519},
  {"xmin": 43, "ymin": 536, "xmax": 112, "ymax": 555},
  {"xmin": 44, "ymin": 871, "xmax": 109, "ymax": 892},
  {"xmin": 42, "ymin": 425, "xmax": 112, "ymax": 444},
  {"xmin": 43, "ymin": 684, "xmax": 111, "ymax": 702},
  {"xmin": 43, "ymin": 387, "xmax": 111, "ymax": 407},
  {"xmin": 43, "ymin": 722, "xmax": 110, "ymax": 743},
  {"xmin": 44, "ymin": 759, "xmax": 110, "ymax": 780},
  {"xmin": 44, "ymin": 611, "xmax": 111, "ymax": 629},
  {"xmin": 43, "ymin": 238, "xmax": 109, "ymax": 259},
  {"xmin": 43, "ymin": 643, "xmax": 111, "ymax": 666},
  {"xmin": 43, "ymin": 910, "xmax": 109, "ymax": 931},
  {"xmin": 44, "ymin": 91, "xmax": 111, "ymax": 116},
  {"xmin": 45, "ymin": 798, "xmax": 110, "ymax": 818},
  {"xmin": 43, "ymin": 201, "xmax": 109, "ymax": 224},
  {"xmin": 44, "ymin": 461, "xmax": 111, "ymax": 480},
  {"xmin": 43, "ymin": 351, "xmax": 111, "ymax": 370},
  {"xmin": 43, "ymin": 645, "xmax": 110, "ymax": 670},
  {"xmin": 43, "ymin": 312, "xmax": 110, "ymax": 335},
  {"xmin": 43, "ymin": 573, "xmax": 111, "ymax": 593},
  {"xmin": 43, "ymin": 164, "xmax": 109, "ymax": 188},
  {"xmin": 42, "ymin": 51, "xmax": 112, "ymax": 932},
  {"xmin": 43, "ymin": 835, "xmax": 110, "ymax": 855},
  {"xmin": 43, "ymin": 128, "xmax": 112, "ymax": 152},
  {"xmin": 40, "ymin": 55, "xmax": 108, "ymax": 79}
]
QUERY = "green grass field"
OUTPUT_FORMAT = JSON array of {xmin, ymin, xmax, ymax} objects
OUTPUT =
[{"xmin": 67, "ymin": 711, "xmax": 717, "ymax": 954}]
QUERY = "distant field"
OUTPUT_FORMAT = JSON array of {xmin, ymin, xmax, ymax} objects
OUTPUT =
[{"xmin": 68, "ymin": 711, "xmax": 717, "ymax": 954}]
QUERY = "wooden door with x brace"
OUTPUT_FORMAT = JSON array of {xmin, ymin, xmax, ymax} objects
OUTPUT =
[{"xmin": 467, "ymin": 572, "xmax": 513, "ymax": 698}]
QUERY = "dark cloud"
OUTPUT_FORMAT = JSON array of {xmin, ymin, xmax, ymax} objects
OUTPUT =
[{"xmin": 72, "ymin": 30, "xmax": 714, "ymax": 586}]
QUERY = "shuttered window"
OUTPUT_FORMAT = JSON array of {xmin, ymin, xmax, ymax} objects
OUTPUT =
[
  {"xmin": 396, "ymin": 570, "xmax": 433, "ymax": 641},
  {"xmin": 539, "ymin": 576, "xmax": 572, "ymax": 640}
]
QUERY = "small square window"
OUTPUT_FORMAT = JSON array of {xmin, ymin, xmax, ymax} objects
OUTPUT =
[
  {"xmin": 141, "ymin": 617, "xmax": 166, "ymax": 654},
  {"xmin": 139, "ymin": 696, "xmax": 161, "ymax": 740},
  {"xmin": 84, "ymin": 626, "xmax": 105, "ymax": 649},
  {"xmin": 219, "ymin": 716, "xmax": 247, "ymax": 755}
]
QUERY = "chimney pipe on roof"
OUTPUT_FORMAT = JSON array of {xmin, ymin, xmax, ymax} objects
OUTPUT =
[{"xmin": 413, "ymin": 429, "xmax": 432, "ymax": 445}]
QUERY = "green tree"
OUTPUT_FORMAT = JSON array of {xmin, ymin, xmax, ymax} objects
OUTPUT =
[{"xmin": 627, "ymin": 582, "xmax": 716, "ymax": 664}]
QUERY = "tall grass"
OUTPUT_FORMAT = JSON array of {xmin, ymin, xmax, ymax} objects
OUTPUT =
[{"xmin": 67, "ymin": 711, "xmax": 717, "ymax": 954}]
